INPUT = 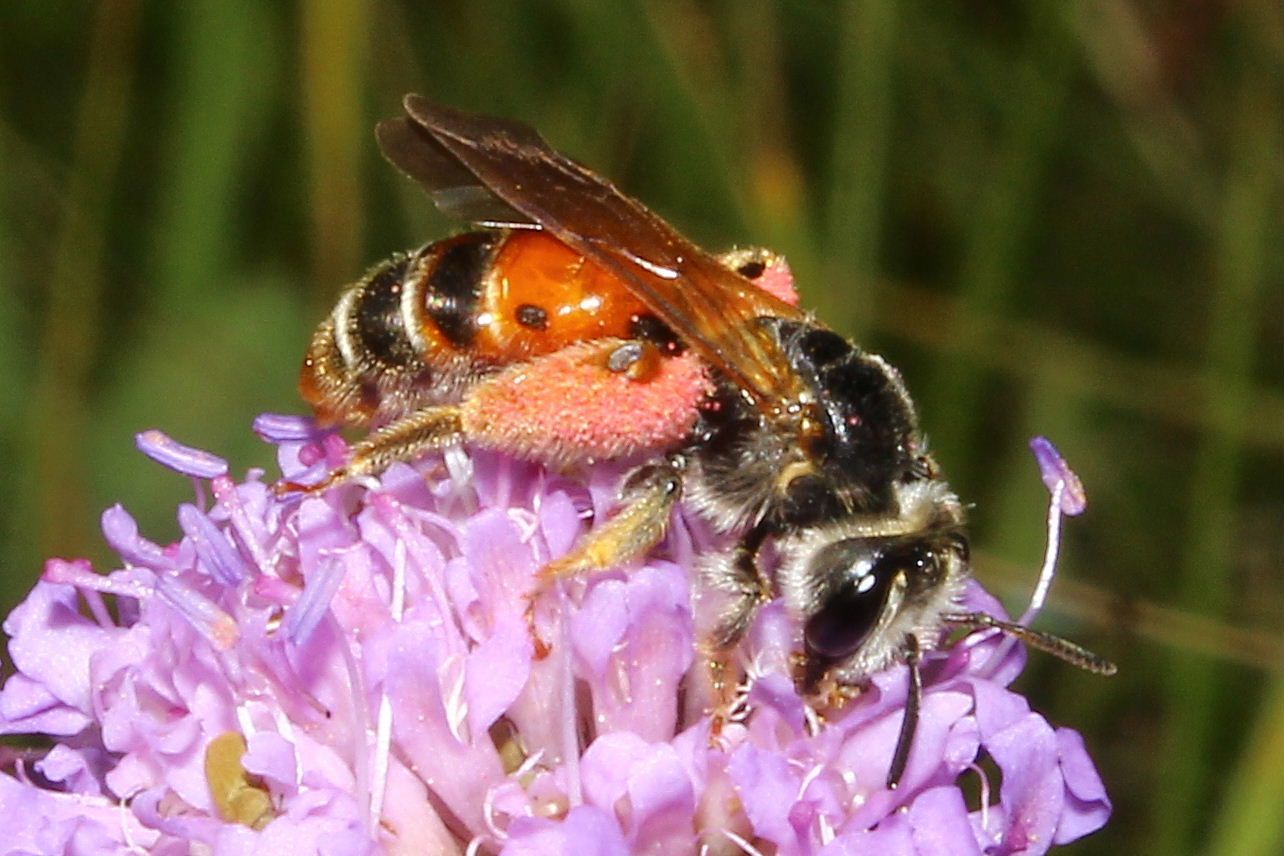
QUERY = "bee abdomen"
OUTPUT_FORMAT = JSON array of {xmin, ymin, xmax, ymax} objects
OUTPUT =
[
  {"xmin": 345, "ymin": 255, "xmax": 421, "ymax": 367},
  {"xmin": 418, "ymin": 233, "xmax": 498, "ymax": 349},
  {"xmin": 300, "ymin": 232, "xmax": 500, "ymax": 426}
]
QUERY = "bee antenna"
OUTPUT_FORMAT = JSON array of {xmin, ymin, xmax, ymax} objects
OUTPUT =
[{"xmin": 942, "ymin": 611, "xmax": 1117, "ymax": 676}]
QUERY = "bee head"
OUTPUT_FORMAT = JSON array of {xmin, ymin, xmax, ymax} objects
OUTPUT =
[{"xmin": 776, "ymin": 480, "xmax": 970, "ymax": 694}]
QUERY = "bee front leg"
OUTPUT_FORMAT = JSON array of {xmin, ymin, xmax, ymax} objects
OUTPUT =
[
  {"xmin": 276, "ymin": 406, "xmax": 464, "ymax": 494},
  {"xmin": 699, "ymin": 525, "xmax": 773, "ymax": 731},
  {"xmin": 703, "ymin": 525, "xmax": 774, "ymax": 650}
]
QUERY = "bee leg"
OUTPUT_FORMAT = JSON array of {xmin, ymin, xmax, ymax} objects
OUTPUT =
[
  {"xmin": 700, "ymin": 525, "xmax": 773, "ymax": 732},
  {"xmin": 539, "ymin": 459, "xmax": 684, "ymax": 582},
  {"xmin": 887, "ymin": 635, "xmax": 923, "ymax": 790},
  {"xmin": 524, "ymin": 460, "xmax": 684, "ymax": 654},
  {"xmin": 705, "ymin": 525, "xmax": 774, "ymax": 650},
  {"xmin": 275, "ymin": 406, "xmax": 464, "ymax": 494}
]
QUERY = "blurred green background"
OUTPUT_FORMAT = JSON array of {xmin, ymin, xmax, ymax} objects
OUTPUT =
[{"xmin": 1, "ymin": 2, "xmax": 1279, "ymax": 854}]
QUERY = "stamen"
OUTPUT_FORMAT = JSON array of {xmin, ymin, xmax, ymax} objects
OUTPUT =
[
  {"xmin": 720, "ymin": 827, "xmax": 769, "ymax": 856},
  {"xmin": 327, "ymin": 612, "xmax": 373, "ymax": 830},
  {"xmin": 37, "ymin": 559, "xmax": 120, "ymax": 626},
  {"xmin": 252, "ymin": 413, "xmax": 323, "ymax": 443},
  {"xmin": 154, "ymin": 572, "xmax": 239, "ymax": 650},
  {"xmin": 370, "ymin": 693, "xmax": 393, "ymax": 827},
  {"xmin": 43, "ymin": 557, "xmax": 150, "ymax": 602},
  {"xmin": 135, "ymin": 430, "xmax": 228, "ymax": 479},
  {"xmin": 211, "ymin": 476, "xmax": 276, "ymax": 576},
  {"xmin": 101, "ymin": 504, "xmax": 171, "ymax": 569},
  {"xmin": 390, "ymin": 539, "xmax": 407, "ymax": 622},
  {"xmin": 80, "ymin": 585, "xmax": 115, "ymax": 628},
  {"xmin": 558, "ymin": 616, "xmax": 582, "ymax": 806},
  {"xmin": 1029, "ymin": 436, "xmax": 1086, "ymax": 516},
  {"xmin": 965, "ymin": 760, "xmax": 993, "ymax": 835},
  {"xmin": 283, "ymin": 554, "xmax": 349, "ymax": 645},
  {"xmin": 372, "ymin": 493, "xmax": 466, "ymax": 652},
  {"xmin": 1020, "ymin": 479, "xmax": 1064, "ymax": 626},
  {"xmin": 178, "ymin": 503, "xmax": 247, "ymax": 585}
]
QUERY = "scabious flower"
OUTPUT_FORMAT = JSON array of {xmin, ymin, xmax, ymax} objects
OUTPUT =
[{"xmin": 0, "ymin": 418, "xmax": 1110, "ymax": 855}]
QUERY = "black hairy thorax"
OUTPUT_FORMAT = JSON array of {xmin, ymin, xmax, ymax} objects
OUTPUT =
[{"xmin": 686, "ymin": 318, "xmax": 925, "ymax": 532}]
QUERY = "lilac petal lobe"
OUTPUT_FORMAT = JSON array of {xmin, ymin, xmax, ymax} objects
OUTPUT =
[
  {"xmin": 1052, "ymin": 727, "xmax": 1112, "ymax": 844},
  {"xmin": 745, "ymin": 672, "xmax": 808, "ymax": 735},
  {"xmin": 825, "ymin": 815, "xmax": 916, "ymax": 856},
  {"xmin": 580, "ymin": 731, "xmax": 651, "ymax": 808},
  {"xmin": 35, "ymin": 742, "xmax": 109, "ymax": 794},
  {"xmin": 0, "ymin": 772, "xmax": 159, "ymax": 852},
  {"xmin": 985, "ymin": 713, "xmax": 1064, "ymax": 855},
  {"xmin": 242, "ymin": 731, "xmax": 301, "ymax": 789},
  {"xmin": 464, "ymin": 617, "xmax": 533, "ymax": 739},
  {"xmin": 624, "ymin": 745, "xmax": 696, "ymax": 850},
  {"xmin": 907, "ymin": 785, "xmax": 984, "ymax": 856},
  {"xmin": 967, "ymin": 679, "xmax": 1032, "ymax": 743},
  {"xmin": 0, "ymin": 672, "xmax": 92, "ymax": 736},
  {"xmin": 502, "ymin": 805, "xmax": 631, "ymax": 856},
  {"xmin": 136, "ymin": 429, "xmax": 229, "ymax": 478},
  {"xmin": 727, "ymin": 742, "xmax": 802, "ymax": 851},
  {"xmin": 3, "ymin": 580, "xmax": 115, "ymax": 717}
]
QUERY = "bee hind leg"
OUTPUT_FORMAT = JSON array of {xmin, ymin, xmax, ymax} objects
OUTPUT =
[{"xmin": 275, "ymin": 406, "xmax": 464, "ymax": 494}]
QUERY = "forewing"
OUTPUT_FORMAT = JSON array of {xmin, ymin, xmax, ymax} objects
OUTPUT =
[
  {"xmin": 378, "ymin": 95, "xmax": 808, "ymax": 406},
  {"xmin": 376, "ymin": 113, "xmax": 537, "ymax": 228}
]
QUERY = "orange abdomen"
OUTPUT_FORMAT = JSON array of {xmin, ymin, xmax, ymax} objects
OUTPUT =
[
  {"xmin": 299, "ymin": 230, "xmax": 654, "ymax": 427},
  {"xmin": 473, "ymin": 230, "xmax": 647, "ymax": 359}
]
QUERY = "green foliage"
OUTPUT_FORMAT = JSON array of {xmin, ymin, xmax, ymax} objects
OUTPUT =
[{"xmin": 1, "ymin": 2, "xmax": 1279, "ymax": 854}]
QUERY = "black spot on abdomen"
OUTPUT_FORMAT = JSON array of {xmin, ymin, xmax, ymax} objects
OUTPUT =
[{"xmin": 516, "ymin": 303, "xmax": 549, "ymax": 330}]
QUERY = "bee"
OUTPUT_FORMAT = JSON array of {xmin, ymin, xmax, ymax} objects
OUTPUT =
[{"xmin": 287, "ymin": 95, "xmax": 1113, "ymax": 787}]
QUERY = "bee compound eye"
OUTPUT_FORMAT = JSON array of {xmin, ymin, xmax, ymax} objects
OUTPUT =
[
  {"xmin": 802, "ymin": 537, "xmax": 946, "ymax": 661},
  {"xmin": 803, "ymin": 551, "xmax": 899, "ymax": 660}
]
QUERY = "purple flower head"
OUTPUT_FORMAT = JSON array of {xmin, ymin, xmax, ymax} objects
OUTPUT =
[{"xmin": 0, "ymin": 418, "xmax": 1110, "ymax": 854}]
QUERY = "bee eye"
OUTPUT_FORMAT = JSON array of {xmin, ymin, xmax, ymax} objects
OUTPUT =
[
  {"xmin": 803, "ymin": 540, "xmax": 941, "ymax": 660},
  {"xmin": 882, "ymin": 541, "xmax": 940, "ymax": 579},
  {"xmin": 804, "ymin": 553, "xmax": 899, "ymax": 660}
]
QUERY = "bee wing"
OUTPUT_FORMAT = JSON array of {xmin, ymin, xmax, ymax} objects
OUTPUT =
[
  {"xmin": 375, "ymin": 110, "xmax": 539, "ymax": 229},
  {"xmin": 377, "ymin": 95, "xmax": 809, "ymax": 407}
]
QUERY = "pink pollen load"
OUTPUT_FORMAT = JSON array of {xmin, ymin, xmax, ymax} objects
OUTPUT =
[
  {"xmin": 757, "ymin": 258, "xmax": 798, "ymax": 306},
  {"xmin": 460, "ymin": 341, "xmax": 713, "ymax": 464}
]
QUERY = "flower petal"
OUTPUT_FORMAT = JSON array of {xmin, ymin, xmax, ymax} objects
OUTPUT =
[{"xmin": 1052, "ymin": 728, "xmax": 1112, "ymax": 844}]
